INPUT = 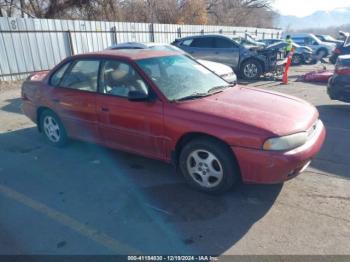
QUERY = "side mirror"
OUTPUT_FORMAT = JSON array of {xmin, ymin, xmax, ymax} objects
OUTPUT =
[{"xmin": 128, "ymin": 90, "xmax": 149, "ymax": 102}]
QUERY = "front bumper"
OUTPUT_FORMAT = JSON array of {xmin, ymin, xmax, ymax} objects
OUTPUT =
[{"xmin": 232, "ymin": 120, "xmax": 326, "ymax": 184}]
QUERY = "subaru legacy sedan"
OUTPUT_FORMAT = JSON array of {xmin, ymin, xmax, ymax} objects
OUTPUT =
[{"xmin": 21, "ymin": 50, "xmax": 326, "ymax": 193}]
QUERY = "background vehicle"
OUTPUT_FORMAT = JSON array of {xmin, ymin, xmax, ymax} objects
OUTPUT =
[
  {"xmin": 328, "ymin": 55, "xmax": 350, "ymax": 102},
  {"xmin": 258, "ymin": 38, "xmax": 313, "ymax": 65},
  {"xmin": 108, "ymin": 42, "xmax": 237, "ymax": 83},
  {"xmin": 172, "ymin": 34, "xmax": 286, "ymax": 80},
  {"xmin": 329, "ymin": 33, "xmax": 350, "ymax": 64},
  {"xmin": 315, "ymin": 34, "xmax": 343, "ymax": 45},
  {"xmin": 232, "ymin": 36, "xmax": 266, "ymax": 49},
  {"xmin": 291, "ymin": 33, "xmax": 336, "ymax": 58},
  {"xmin": 21, "ymin": 50, "xmax": 325, "ymax": 193}
]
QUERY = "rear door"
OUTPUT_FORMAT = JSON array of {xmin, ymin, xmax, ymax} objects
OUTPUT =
[{"xmin": 47, "ymin": 59, "xmax": 100, "ymax": 142}]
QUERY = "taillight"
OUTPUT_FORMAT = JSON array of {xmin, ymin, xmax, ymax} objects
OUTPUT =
[
  {"xmin": 335, "ymin": 65, "xmax": 350, "ymax": 75},
  {"xmin": 334, "ymin": 48, "xmax": 341, "ymax": 54}
]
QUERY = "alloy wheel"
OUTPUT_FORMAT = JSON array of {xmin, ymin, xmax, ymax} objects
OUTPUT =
[
  {"xmin": 43, "ymin": 116, "xmax": 61, "ymax": 143},
  {"xmin": 186, "ymin": 149, "xmax": 224, "ymax": 188},
  {"xmin": 244, "ymin": 63, "xmax": 258, "ymax": 78}
]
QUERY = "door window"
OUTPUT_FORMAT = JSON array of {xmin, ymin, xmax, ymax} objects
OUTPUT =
[
  {"xmin": 190, "ymin": 37, "xmax": 215, "ymax": 48},
  {"xmin": 215, "ymin": 38, "xmax": 235, "ymax": 48},
  {"xmin": 60, "ymin": 60, "xmax": 100, "ymax": 92},
  {"xmin": 99, "ymin": 60, "xmax": 148, "ymax": 98},
  {"xmin": 304, "ymin": 37, "xmax": 317, "ymax": 45}
]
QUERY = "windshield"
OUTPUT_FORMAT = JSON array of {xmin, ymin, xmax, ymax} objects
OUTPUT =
[
  {"xmin": 323, "ymin": 35, "xmax": 337, "ymax": 42},
  {"xmin": 136, "ymin": 55, "xmax": 230, "ymax": 101}
]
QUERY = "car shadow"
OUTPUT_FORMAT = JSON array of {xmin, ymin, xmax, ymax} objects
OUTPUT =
[
  {"xmin": 0, "ymin": 127, "xmax": 283, "ymax": 255},
  {"xmin": 312, "ymin": 104, "xmax": 350, "ymax": 179},
  {"xmin": 1, "ymin": 98, "xmax": 22, "ymax": 114}
]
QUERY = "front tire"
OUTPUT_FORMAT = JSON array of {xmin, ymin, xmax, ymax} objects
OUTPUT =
[
  {"xmin": 39, "ymin": 110, "xmax": 68, "ymax": 147},
  {"xmin": 179, "ymin": 137, "xmax": 240, "ymax": 194},
  {"xmin": 292, "ymin": 54, "xmax": 302, "ymax": 65},
  {"xmin": 240, "ymin": 59, "xmax": 262, "ymax": 80},
  {"xmin": 317, "ymin": 48, "xmax": 328, "ymax": 59}
]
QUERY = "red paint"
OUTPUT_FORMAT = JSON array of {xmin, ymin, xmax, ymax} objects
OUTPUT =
[
  {"xmin": 335, "ymin": 69, "xmax": 350, "ymax": 75},
  {"xmin": 301, "ymin": 70, "xmax": 334, "ymax": 82},
  {"xmin": 21, "ymin": 50, "xmax": 326, "ymax": 184}
]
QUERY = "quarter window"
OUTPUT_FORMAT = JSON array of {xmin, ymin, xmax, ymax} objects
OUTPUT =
[{"xmin": 60, "ymin": 60, "xmax": 100, "ymax": 92}]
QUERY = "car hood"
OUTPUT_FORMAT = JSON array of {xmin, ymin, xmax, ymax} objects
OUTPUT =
[
  {"xmin": 176, "ymin": 86, "xmax": 318, "ymax": 138},
  {"xmin": 197, "ymin": 59, "xmax": 232, "ymax": 75},
  {"xmin": 321, "ymin": 41, "xmax": 336, "ymax": 48}
]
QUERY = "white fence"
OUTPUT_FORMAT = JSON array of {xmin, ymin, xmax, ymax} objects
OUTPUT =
[{"xmin": 0, "ymin": 17, "xmax": 282, "ymax": 80}]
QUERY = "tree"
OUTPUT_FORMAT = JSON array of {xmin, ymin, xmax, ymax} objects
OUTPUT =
[{"xmin": 0, "ymin": 0, "xmax": 276, "ymax": 28}]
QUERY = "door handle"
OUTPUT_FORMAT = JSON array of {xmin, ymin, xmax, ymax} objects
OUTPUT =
[{"xmin": 101, "ymin": 107, "xmax": 109, "ymax": 112}]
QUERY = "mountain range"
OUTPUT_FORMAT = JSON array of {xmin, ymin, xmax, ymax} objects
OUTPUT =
[{"xmin": 278, "ymin": 7, "xmax": 350, "ymax": 30}]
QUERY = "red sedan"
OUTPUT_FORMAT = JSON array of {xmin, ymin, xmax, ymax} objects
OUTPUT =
[{"xmin": 21, "ymin": 50, "xmax": 326, "ymax": 193}]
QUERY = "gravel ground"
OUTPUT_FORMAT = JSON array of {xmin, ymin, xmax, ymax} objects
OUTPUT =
[{"xmin": 0, "ymin": 64, "xmax": 350, "ymax": 255}]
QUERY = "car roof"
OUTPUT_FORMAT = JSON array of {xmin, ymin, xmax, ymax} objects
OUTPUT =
[
  {"xmin": 69, "ymin": 49, "xmax": 180, "ymax": 61},
  {"xmin": 178, "ymin": 34, "xmax": 231, "ymax": 40}
]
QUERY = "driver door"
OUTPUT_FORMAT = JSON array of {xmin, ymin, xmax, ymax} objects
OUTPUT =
[{"xmin": 96, "ymin": 59, "xmax": 166, "ymax": 160}]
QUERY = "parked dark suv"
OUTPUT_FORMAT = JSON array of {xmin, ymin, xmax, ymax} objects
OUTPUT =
[
  {"xmin": 329, "ymin": 33, "xmax": 350, "ymax": 64},
  {"xmin": 328, "ymin": 55, "xmax": 350, "ymax": 102},
  {"xmin": 172, "ymin": 34, "xmax": 285, "ymax": 80}
]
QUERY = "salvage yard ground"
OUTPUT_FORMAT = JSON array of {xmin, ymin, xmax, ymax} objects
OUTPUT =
[{"xmin": 0, "ymin": 64, "xmax": 350, "ymax": 255}]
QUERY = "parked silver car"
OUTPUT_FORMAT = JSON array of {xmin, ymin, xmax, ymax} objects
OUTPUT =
[
  {"xmin": 172, "ymin": 34, "xmax": 285, "ymax": 80},
  {"xmin": 107, "ymin": 42, "xmax": 237, "ymax": 84},
  {"xmin": 290, "ymin": 33, "xmax": 336, "ymax": 58}
]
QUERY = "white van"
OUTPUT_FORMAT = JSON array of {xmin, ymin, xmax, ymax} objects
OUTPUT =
[{"xmin": 290, "ymin": 33, "xmax": 336, "ymax": 58}]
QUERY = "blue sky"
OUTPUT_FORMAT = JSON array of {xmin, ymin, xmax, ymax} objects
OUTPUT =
[{"xmin": 273, "ymin": 0, "xmax": 350, "ymax": 17}]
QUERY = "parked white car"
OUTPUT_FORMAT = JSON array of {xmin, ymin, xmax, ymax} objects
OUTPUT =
[
  {"xmin": 107, "ymin": 42, "xmax": 237, "ymax": 84},
  {"xmin": 290, "ymin": 33, "xmax": 336, "ymax": 58}
]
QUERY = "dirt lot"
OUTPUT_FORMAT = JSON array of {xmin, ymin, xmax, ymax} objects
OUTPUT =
[{"xmin": 1, "ymin": 63, "xmax": 350, "ymax": 255}]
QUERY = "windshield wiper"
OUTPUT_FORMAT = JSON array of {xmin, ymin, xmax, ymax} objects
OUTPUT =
[
  {"xmin": 207, "ymin": 84, "xmax": 234, "ymax": 94},
  {"xmin": 174, "ymin": 92, "xmax": 211, "ymax": 102}
]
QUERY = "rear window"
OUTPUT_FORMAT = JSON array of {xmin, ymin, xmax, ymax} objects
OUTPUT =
[
  {"xmin": 49, "ymin": 62, "xmax": 71, "ymax": 87},
  {"xmin": 181, "ymin": 39, "xmax": 193, "ymax": 46},
  {"xmin": 190, "ymin": 37, "xmax": 214, "ymax": 48}
]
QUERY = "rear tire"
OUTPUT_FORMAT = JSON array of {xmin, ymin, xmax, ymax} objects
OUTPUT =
[
  {"xmin": 39, "ymin": 110, "xmax": 68, "ymax": 147},
  {"xmin": 240, "ymin": 59, "xmax": 262, "ymax": 80},
  {"xmin": 178, "ymin": 137, "xmax": 240, "ymax": 194}
]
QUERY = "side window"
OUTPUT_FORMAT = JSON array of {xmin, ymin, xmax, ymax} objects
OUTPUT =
[
  {"xmin": 304, "ymin": 37, "xmax": 316, "ymax": 45},
  {"xmin": 292, "ymin": 37, "xmax": 304, "ymax": 45},
  {"xmin": 60, "ymin": 60, "xmax": 100, "ymax": 92},
  {"xmin": 99, "ymin": 60, "xmax": 148, "ymax": 98},
  {"xmin": 50, "ymin": 62, "xmax": 71, "ymax": 87},
  {"xmin": 190, "ymin": 37, "xmax": 214, "ymax": 48},
  {"xmin": 215, "ymin": 38, "xmax": 235, "ymax": 48},
  {"xmin": 181, "ymin": 39, "xmax": 193, "ymax": 46}
]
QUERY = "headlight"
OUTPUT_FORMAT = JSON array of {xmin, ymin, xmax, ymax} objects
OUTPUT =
[{"xmin": 263, "ymin": 132, "xmax": 308, "ymax": 151}]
